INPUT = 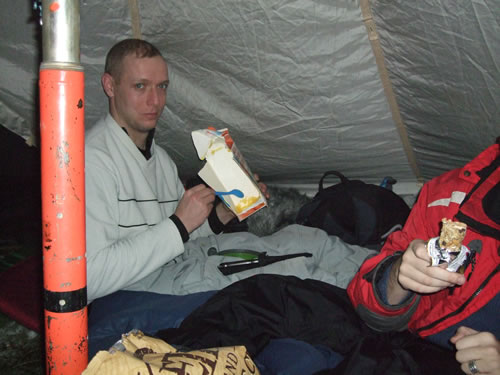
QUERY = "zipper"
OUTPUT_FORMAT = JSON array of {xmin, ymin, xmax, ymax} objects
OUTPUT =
[{"xmin": 416, "ymin": 264, "xmax": 500, "ymax": 335}]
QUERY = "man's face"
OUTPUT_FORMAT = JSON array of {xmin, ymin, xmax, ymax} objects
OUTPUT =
[{"xmin": 104, "ymin": 54, "xmax": 169, "ymax": 145}]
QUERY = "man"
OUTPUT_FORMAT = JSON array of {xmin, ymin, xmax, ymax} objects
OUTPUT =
[
  {"xmin": 85, "ymin": 38, "xmax": 267, "ymax": 302},
  {"xmin": 348, "ymin": 140, "xmax": 499, "ymax": 374},
  {"xmin": 85, "ymin": 38, "xmax": 375, "ymax": 304}
]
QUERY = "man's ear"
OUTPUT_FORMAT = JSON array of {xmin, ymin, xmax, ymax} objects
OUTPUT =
[{"xmin": 101, "ymin": 73, "xmax": 114, "ymax": 98}]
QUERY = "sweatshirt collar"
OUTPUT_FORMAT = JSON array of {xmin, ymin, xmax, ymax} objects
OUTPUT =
[{"xmin": 121, "ymin": 127, "xmax": 155, "ymax": 160}]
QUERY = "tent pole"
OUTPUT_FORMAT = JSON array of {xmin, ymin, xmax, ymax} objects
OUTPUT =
[
  {"xmin": 360, "ymin": 0, "xmax": 423, "ymax": 183},
  {"xmin": 39, "ymin": 1, "xmax": 88, "ymax": 373},
  {"xmin": 128, "ymin": 0, "xmax": 143, "ymax": 39}
]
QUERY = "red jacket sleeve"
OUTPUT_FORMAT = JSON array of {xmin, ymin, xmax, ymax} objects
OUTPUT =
[{"xmin": 346, "ymin": 182, "xmax": 435, "ymax": 331}]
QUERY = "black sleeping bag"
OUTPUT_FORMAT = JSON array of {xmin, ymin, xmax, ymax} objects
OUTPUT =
[{"xmin": 156, "ymin": 274, "xmax": 461, "ymax": 375}]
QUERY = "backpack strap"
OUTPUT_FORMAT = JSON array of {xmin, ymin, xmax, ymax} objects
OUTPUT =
[
  {"xmin": 316, "ymin": 171, "xmax": 359, "ymax": 243},
  {"xmin": 318, "ymin": 170, "xmax": 349, "ymax": 192}
]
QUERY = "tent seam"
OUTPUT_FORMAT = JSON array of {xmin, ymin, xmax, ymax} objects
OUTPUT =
[
  {"xmin": 360, "ymin": 0, "xmax": 423, "ymax": 183},
  {"xmin": 128, "ymin": 0, "xmax": 143, "ymax": 39}
]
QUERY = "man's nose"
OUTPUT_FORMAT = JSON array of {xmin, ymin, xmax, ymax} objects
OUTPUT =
[{"xmin": 147, "ymin": 88, "xmax": 163, "ymax": 106}]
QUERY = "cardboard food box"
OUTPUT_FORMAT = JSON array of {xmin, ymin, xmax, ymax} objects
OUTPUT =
[{"xmin": 192, "ymin": 128, "xmax": 267, "ymax": 221}]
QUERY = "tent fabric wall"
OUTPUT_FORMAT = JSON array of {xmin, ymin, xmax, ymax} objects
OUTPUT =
[
  {"xmin": 372, "ymin": 0, "xmax": 499, "ymax": 181},
  {"xmin": 0, "ymin": 0, "xmax": 498, "ymax": 193}
]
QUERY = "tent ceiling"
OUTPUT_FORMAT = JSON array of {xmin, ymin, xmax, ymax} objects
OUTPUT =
[{"xmin": 0, "ymin": 0, "xmax": 498, "ymax": 191}]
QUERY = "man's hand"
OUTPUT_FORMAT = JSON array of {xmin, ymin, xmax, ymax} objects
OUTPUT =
[
  {"xmin": 451, "ymin": 326, "xmax": 500, "ymax": 374},
  {"xmin": 215, "ymin": 200, "xmax": 236, "ymax": 225},
  {"xmin": 254, "ymin": 173, "xmax": 270, "ymax": 199},
  {"xmin": 175, "ymin": 184, "xmax": 215, "ymax": 233},
  {"xmin": 387, "ymin": 239, "xmax": 466, "ymax": 305}
]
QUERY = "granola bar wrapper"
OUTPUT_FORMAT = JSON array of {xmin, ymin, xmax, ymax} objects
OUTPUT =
[
  {"xmin": 427, "ymin": 237, "xmax": 470, "ymax": 273},
  {"xmin": 427, "ymin": 219, "xmax": 469, "ymax": 273}
]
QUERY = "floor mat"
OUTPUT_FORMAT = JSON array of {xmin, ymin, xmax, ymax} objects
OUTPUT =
[{"xmin": 0, "ymin": 254, "xmax": 43, "ymax": 333}]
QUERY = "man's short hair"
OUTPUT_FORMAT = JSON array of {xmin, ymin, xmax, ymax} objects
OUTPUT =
[{"xmin": 104, "ymin": 39, "xmax": 164, "ymax": 82}]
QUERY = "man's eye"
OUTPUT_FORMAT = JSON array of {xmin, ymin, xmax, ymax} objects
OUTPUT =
[
  {"xmin": 158, "ymin": 83, "xmax": 168, "ymax": 90},
  {"xmin": 135, "ymin": 83, "xmax": 144, "ymax": 89}
]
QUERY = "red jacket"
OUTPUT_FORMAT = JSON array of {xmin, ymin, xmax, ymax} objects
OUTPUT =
[{"xmin": 348, "ymin": 143, "xmax": 499, "ymax": 337}]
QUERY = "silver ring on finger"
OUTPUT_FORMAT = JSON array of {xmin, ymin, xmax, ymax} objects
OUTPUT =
[{"xmin": 468, "ymin": 359, "xmax": 479, "ymax": 374}]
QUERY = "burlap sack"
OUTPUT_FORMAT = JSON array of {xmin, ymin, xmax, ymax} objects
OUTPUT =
[{"xmin": 83, "ymin": 330, "xmax": 260, "ymax": 375}]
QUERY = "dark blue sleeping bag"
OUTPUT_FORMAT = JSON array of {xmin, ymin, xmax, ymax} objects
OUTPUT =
[
  {"xmin": 88, "ymin": 290, "xmax": 216, "ymax": 357},
  {"xmin": 88, "ymin": 289, "xmax": 342, "ymax": 375}
]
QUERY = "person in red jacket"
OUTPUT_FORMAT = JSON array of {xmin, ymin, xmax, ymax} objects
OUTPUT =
[{"xmin": 348, "ymin": 139, "xmax": 499, "ymax": 375}]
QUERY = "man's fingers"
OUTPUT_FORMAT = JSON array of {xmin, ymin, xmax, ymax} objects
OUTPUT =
[
  {"xmin": 457, "ymin": 326, "xmax": 479, "ymax": 338},
  {"xmin": 413, "ymin": 242, "xmax": 432, "ymax": 262},
  {"xmin": 398, "ymin": 274, "xmax": 451, "ymax": 294},
  {"xmin": 454, "ymin": 330, "xmax": 500, "ymax": 375},
  {"xmin": 455, "ymin": 331, "xmax": 497, "ymax": 351},
  {"xmin": 185, "ymin": 184, "xmax": 215, "ymax": 202},
  {"xmin": 450, "ymin": 326, "xmax": 476, "ymax": 344},
  {"xmin": 459, "ymin": 359, "xmax": 483, "ymax": 375},
  {"xmin": 399, "ymin": 262, "xmax": 455, "ymax": 290},
  {"xmin": 428, "ymin": 265, "xmax": 466, "ymax": 285},
  {"xmin": 457, "ymin": 349, "xmax": 499, "ymax": 374},
  {"xmin": 402, "ymin": 242, "xmax": 466, "ymax": 288}
]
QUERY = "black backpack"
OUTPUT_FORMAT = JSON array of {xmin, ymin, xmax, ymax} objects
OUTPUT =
[{"xmin": 296, "ymin": 171, "xmax": 411, "ymax": 250}]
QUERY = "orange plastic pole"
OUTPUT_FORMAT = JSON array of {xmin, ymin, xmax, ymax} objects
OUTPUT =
[
  {"xmin": 39, "ymin": 1, "xmax": 88, "ymax": 372},
  {"xmin": 40, "ymin": 68, "xmax": 88, "ymax": 374}
]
